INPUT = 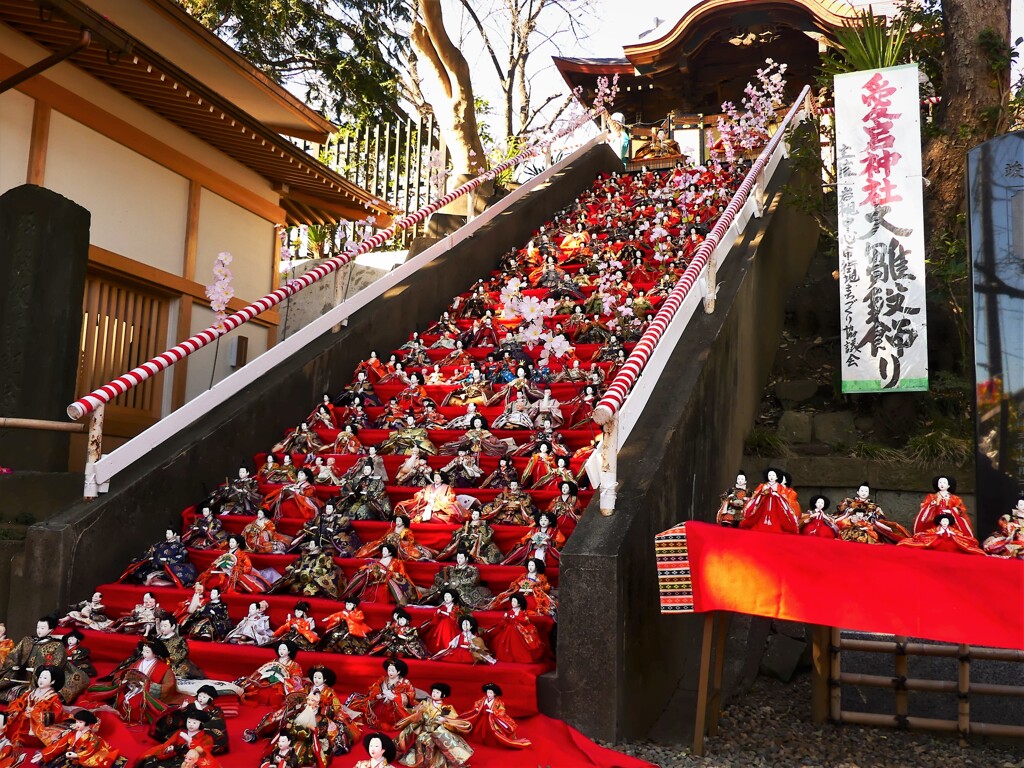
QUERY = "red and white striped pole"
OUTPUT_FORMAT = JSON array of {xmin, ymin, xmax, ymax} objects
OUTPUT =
[
  {"xmin": 67, "ymin": 109, "xmax": 609, "ymax": 421},
  {"xmin": 592, "ymin": 86, "xmax": 810, "ymax": 426}
]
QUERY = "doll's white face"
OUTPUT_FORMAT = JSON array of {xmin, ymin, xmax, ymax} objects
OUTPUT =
[
  {"xmin": 283, "ymin": 456, "xmax": 293, "ymax": 466},
  {"xmin": 857, "ymin": 485, "xmax": 870, "ymax": 501},
  {"xmin": 367, "ymin": 737, "xmax": 384, "ymax": 759},
  {"xmin": 456, "ymin": 553, "xmax": 469, "ymax": 566},
  {"xmin": 277, "ymin": 643, "xmax": 290, "ymax": 659},
  {"xmin": 527, "ymin": 560, "xmax": 538, "ymax": 574},
  {"xmin": 36, "ymin": 620, "xmax": 51, "ymax": 638},
  {"xmin": 247, "ymin": 603, "xmax": 258, "ymax": 617},
  {"xmin": 141, "ymin": 645, "xmax": 155, "ymax": 661},
  {"xmin": 277, "ymin": 736, "xmax": 291, "ymax": 752},
  {"xmin": 815, "ymin": 498, "xmax": 826, "ymax": 511},
  {"xmin": 197, "ymin": 692, "xmax": 211, "ymax": 706},
  {"xmin": 431, "ymin": 688, "xmax": 444, "ymax": 702},
  {"xmin": 736, "ymin": 474, "xmax": 746, "ymax": 488},
  {"xmin": 1017, "ymin": 499, "xmax": 1024, "ymax": 513},
  {"xmin": 65, "ymin": 634, "xmax": 78, "ymax": 648},
  {"xmin": 395, "ymin": 614, "xmax": 408, "ymax": 627},
  {"xmin": 485, "ymin": 689, "xmax": 496, "ymax": 702},
  {"xmin": 939, "ymin": 517, "xmax": 951, "ymax": 529},
  {"xmin": 345, "ymin": 601, "xmax": 356, "ymax": 611},
  {"xmin": 937, "ymin": 477, "xmax": 950, "ymax": 492},
  {"xmin": 313, "ymin": 671, "xmax": 325, "ymax": 686},
  {"xmin": 185, "ymin": 717, "xmax": 201, "ymax": 733},
  {"xmin": 239, "ymin": 468, "xmax": 249, "ymax": 479},
  {"xmin": 37, "ymin": 670, "xmax": 53, "ymax": 688},
  {"xmin": 767, "ymin": 470, "xmax": 778, "ymax": 483}
]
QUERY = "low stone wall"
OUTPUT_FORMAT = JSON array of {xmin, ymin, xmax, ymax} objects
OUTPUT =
[
  {"xmin": 7, "ymin": 144, "xmax": 623, "ymax": 634},
  {"xmin": 551, "ymin": 158, "xmax": 821, "ymax": 742}
]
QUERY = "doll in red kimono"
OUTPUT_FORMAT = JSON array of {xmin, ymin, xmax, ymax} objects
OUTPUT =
[{"xmin": 461, "ymin": 683, "xmax": 531, "ymax": 748}]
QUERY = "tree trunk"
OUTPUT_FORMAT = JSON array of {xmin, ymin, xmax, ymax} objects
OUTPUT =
[
  {"xmin": 411, "ymin": 0, "xmax": 487, "ymax": 179},
  {"xmin": 922, "ymin": 0, "xmax": 1010, "ymax": 246},
  {"xmin": 920, "ymin": 0, "xmax": 1010, "ymax": 370}
]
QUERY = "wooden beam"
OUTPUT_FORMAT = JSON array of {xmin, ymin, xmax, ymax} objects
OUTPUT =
[
  {"xmin": 26, "ymin": 99, "xmax": 50, "ymax": 185},
  {"xmin": 171, "ymin": 180, "xmax": 202, "ymax": 410},
  {"xmin": 0, "ymin": 52, "xmax": 287, "ymax": 224}
]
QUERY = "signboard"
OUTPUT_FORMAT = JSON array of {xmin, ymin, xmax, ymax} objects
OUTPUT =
[{"xmin": 835, "ymin": 64, "xmax": 928, "ymax": 392}]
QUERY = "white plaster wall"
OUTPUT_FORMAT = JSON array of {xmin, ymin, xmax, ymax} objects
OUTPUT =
[
  {"xmin": 0, "ymin": 24, "xmax": 278, "ymax": 203},
  {"xmin": 185, "ymin": 304, "xmax": 269, "ymax": 402},
  {"xmin": 46, "ymin": 112, "xmax": 190, "ymax": 275},
  {"xmin": 0, "ymin": 88, "xmax": 33, "ymax": 194},
  {"xmin": 195, "ymin": 190, "xmax": 275, "ymax": 300}
]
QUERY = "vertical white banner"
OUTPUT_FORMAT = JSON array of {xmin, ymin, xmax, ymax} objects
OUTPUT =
[{"xmin": 835, "ymin": 64, "xmax": 928, "ymax": 393}]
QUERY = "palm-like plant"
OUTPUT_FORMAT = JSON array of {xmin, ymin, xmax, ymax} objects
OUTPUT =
[{"xmin": 822, "ymin": 6, "xmax": 912, "ymax": 75}]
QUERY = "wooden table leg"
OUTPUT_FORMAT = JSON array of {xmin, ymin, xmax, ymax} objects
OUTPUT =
[
  {"xmin": 692, "ymin": 612, "xmax": 716, "ymax": 756},
  {"xmin": 811, "ymin": 625, "xmax": 830, "ymax": 724},
  {"xmin": 708, "ymin": 611, "xmax": 729, "ymax": 737}
]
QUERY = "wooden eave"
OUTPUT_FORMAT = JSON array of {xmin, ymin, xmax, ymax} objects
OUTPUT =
[
  {"xmin": 1, "ymin": 0, "xmax": 395, "ymax": 227},
  {"xmin": 623, "ymin": 0, "xmax": 860, "ymax": 73}
]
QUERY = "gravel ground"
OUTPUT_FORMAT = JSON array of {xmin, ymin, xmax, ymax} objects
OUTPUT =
[{"xmin": 601, "ymin": 674, "xmax": 1024, "ymax": 767}]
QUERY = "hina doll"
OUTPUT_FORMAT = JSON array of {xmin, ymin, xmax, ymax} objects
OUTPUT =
[
  {"xmin": 305, "ymin": 666, "xmax": 360, "ymax": 758},
  {"xmin": 32, "ymin": 709, "xmax": 122, "ymax": 768},
  {"xmin": 715, "ymin": 472, "xmax": 748, "ymax": 527},
  {"xmin": 61, "ymin": 630, "xmax": 95, "ymax": 678},
  {"xmin": 0, "ymin": 625, "xmax": 10, "ymax": 669},
  {"xmin": 208, "ymin": 467, "xmax": 263, "ymax": 517},
  {"xmin": 737, "ymin": 468, "xmax": 799, "ymax": 534},
  {"xmin": 324, "ymin": 425, "xmax": 363, "ymax": 456},
  {"xmin": 368, "ymin": 608, "xmax": 429, "ymax": 659},
  {"xmin": 6, "ymin": 666, "xmax": 65, "ymax": 746},
  {"xmin": 530, "ymin": 454, "xmax": 579, "ymax": 491},
  {"xmin": 262, "ymin": 469, "xmax": 321, "ymax": 523},
  {"xmin": 394, "ymin": 683, "xmax": 473, "ymax": 768},
  {"xmin": 501, "ymin": 511, "xmax": 565, "ymax": 566},
  {"xmin": 435, "ymin": 510, "xmax": 504, "ymax": 564},
  {"xmin": 393, "ymin": 473, "xmax": 465, "ymax": 524},
  {"xmin": 480, "ymin": 457, "xmax": 518, "ymax": 489},
  {"xmin": 288, "ymin": 503, "xmax": 362, "ymax": 557},
  {"xmin": 181, "ymin": 508, "xmax": 227, "ymax": 550},
  {"xmin": 242, "ymin": 509, "xmax": 293, "ymax": 554},
  {"xmin": 147, "ymin": 613, "xmax": 209, "ymax": 679},
  {"xmin": 150, "ymin": 685, "xmax": 228, "ymax": 755},
  {"xmin": 898, "ymin": 512, "xmax": 985, "ymax": 555},
  {"xmin": 233, "ymin": 642, "xmax": 304, "ymax": 706},
  {"xmin": 269, "ymin": 602, "xmax": 319, "ymax": 650},
  {"xmin": 441, "ymin": 371, "xmax": 491, "ymax": 408},
  {"xmin": 914, "ymin": 476, "xmax": 973, "ymax": 537},
  {"xmin": 80, "ymin": 638, "xmax": 175, "ymax": 724},
  {"xmin": 527, "ymin": 389, "xmax": 564, "ymax": 428},
  {"xmin": 417, "ymin": 591, "xmax": 465, "ymax": 655},
  {"xmin": 480, "ymin": 482, "xmax": 535, "ymax": 526},
  {"xmin": 441, "ymin": 417, "xmax": 512, "ymax": 458},
  {"xmin": 107, "ymin": 592, "xmax": 162, "ymax": 636},
  {"xmin": 274, "ymin": 543, "xmax": 345, "ymax": 600},
  {"xmin": 491, "ymin": 391, "xmax": 535, "ymax": 430},
  {"xmin": 135, "ymin": 709, "xmax": 215, "ymax": 768},
  {"xmin": 379, "ymin": 416, "xmax": 437, "ymax": 456},
  {"xmin": 306, "ymin": 395, "xmax": 338, "ymax": 429},
  {"xmin": 58, "ymin": 595, "xmax": 111, "ymax": 633},
  {"xmin": 834, "ymin": 484, "xmax": 909, "ymax": 543},
  {"xmin": 354, "ymin": 516, "xmax": 437, "ymax": 561},
  {"xmin": 338, "ymin": 463, "xmax": 393, "ymax": 521},
  {"xmin": 224, "ymin": 601, "xmax": 274, "ymax": 646},
  {"xmin": 982, "ymin": 497, "xmax": 1024, "ymax": 558},
  {"xmin": 197, "ymin": 535, "xmax": 275, "ymax": 594},
  {"xmin": 461, "ymin": 684, "xmax": 531, "ymax": 748},
  {"xmin": 418, "ymin": 550, "xmax": 494, "ymax": 610},
  {"xmin": 346, "ymin": 659, "xmax": 417, "ymax": 731},
  {"xmin": 342, "ymin": 543, "xmax": 421, "ymax": 606},
  {"xmin": 394, "ymin": 449, "xmax": 433, "ymax": 487},
  {"xmin": 260, "ymin": 734, "xmax": 301, "ymax": 768},
  {"xmin": 486, "ymin": 594, "xmax": 547, "ymax": 663},
  {"xmin": 519, "ymin": 442, "xmax": 557, "ymax": 486},
  {"xmin": 352, "ymin": 732, "xmax": 396, "ymax": 768},
  {"xmin": 0, "ymin": 616, "xmax": 87, "ymax": 705},
  {"xmin": 432, "ymin": 618, "xmax": 496, "ymax": 665},
  {"xmin": 272, "ymin": 422, "xmax": 324, "ymax": 456},
  {"xmin": 313, "ymin": 457, "xmax": 347, "ymax": 486},
  {"xmin": 353, "ymin": 351, "xmax": 388, "ymax": 384},
  {"xmin": 318, "ymin": 600, "xmax": 372, "ymax": 655},
  {"xmin": 800, "ymin": 495, "xmax": 839, "ymax": 539},
  {"xmin": 547, "ymin": 481, "xmax": 584, "ymax": 532},
  {"xmin": 490, "ymin": 558, "xmax": 556, "ymax": 617},
  {"xmin": 439, "ymin": 451, "xmax": 483, "ymax": 488},
  {"xmin": 118, "ymin": 529, "xmax": 197, "ymax": 589},
  {"xmin": 179, "ymin": 588, "xmax": 233, "ymax": 642},
  {"xmin": 565, "ymin": 384, "xmax": 598, "ymax": 429}
]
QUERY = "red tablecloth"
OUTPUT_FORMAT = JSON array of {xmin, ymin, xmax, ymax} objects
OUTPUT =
[{"xmin": 656, "ymin": 522, "xmax": 1024, "ymax": 649}]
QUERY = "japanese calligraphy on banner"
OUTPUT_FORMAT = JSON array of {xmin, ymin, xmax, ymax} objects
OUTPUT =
[{"xmin": 835, "ymin": 64, "xmax": 928, "ymax": 393}]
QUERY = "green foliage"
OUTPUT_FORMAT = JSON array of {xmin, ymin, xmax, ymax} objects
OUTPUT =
[
  {"xmin": 744, "ymin": 428, "xmax": 794, "ymax": 458},
  {"xmin": 904, "ymin": 430, "xmax": 973, "ymax": 467},
  {"xmin": 10, "ymin": 511, "xmax": 35, "ymax": 526},
  {"xmin": 821, "ymin": 7, "xmax": 911, "ymax": 75},
  {"xmin": 895, "ymin": 0, "xmax": 943, "ymax": 94},
  {"xmin": 179, "ymin": 0, "xmax": 409, "ymax": 121}
]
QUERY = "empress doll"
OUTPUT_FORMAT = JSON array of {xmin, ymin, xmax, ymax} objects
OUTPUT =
[
  {"xmin": 501, "ymin": 511, "xmax": 565, "ymax": 566},
  {"xmin": 342, "ymin": 543, "xmax": 421, "ymax": 606},
  {"xmin": 80, "ymin": 639, "xmax": 176, "ymax": 724},
  {"xmin": 486, "ymin": 594, "xmax": 547, "ymax": 664},
  {"xmin": 197, "ymin": 535, "xmax": 274, "ymax": 594},
  {"xmin": 461, "ymin": 684, "xmax": 531, "ymax": 748},
  {"xmin": 433, "ymin": 618, "xmax": 496, "ymax": 665},
  {"xmin": 914, "ymin": 476, "xmax": 973, "ymax": 537},
  {"xmin": 345, "ymin": 659, "xmax": 416, "ymax": 731},
  {"xmin": 738, "ymin": 468, "xmax": 799, "ymax": 534},
  {"xmin": 233, "ymin": 641, "xmax": 304, "ymax": 707},
  {"xmin": 354, "ymin": 516, "xmax": 437, "ymax": 561},
  {"xmin": 393, "ymin": 473, "xmax": 465, "ymax": 524}
]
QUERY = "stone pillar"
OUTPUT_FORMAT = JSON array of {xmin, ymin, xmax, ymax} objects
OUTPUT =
[{"xmin": 0, "ymin": 185, "xmax": 90, "ymax": 471}]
